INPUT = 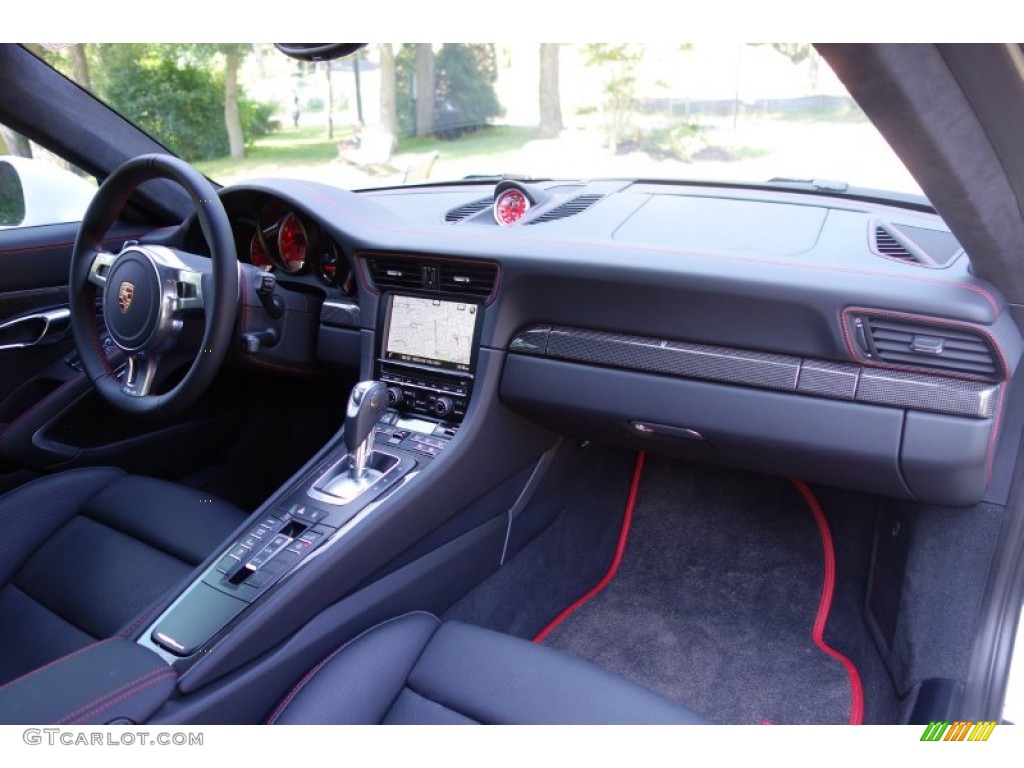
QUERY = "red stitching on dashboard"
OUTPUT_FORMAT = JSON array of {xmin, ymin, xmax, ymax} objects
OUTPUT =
[
  {"xmin": 790, "ymin": 478, "xmax": 864, "ymax": 725},
  {"xmin": 291, "ymin": 181, "xmax": 1002, "ymax": 318},
  {"xmin": 839, "ymin": 306, "xmax": 1009, "ymax": 383},
  {"xmin": 839, "ymin": 306, "xmax": 1009, "ymax": 481},
  {"xmin": 533, "ymin": 451, "xmax": 645, "ymax": 643}
]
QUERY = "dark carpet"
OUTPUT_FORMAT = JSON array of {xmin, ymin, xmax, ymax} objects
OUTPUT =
[{"xmin": 538, "ymin": 456, "xmax": 856, "ymax": 724}]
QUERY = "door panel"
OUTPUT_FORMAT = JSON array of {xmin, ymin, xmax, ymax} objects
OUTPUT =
[{"xmin": 0, "ymin": 221, "xmax": 243, "ymax": 480}]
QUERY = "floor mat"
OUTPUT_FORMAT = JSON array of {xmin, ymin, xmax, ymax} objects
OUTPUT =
[{"xmin": 538, "ymin": 455, "xmax": 857, "ymax": 725}]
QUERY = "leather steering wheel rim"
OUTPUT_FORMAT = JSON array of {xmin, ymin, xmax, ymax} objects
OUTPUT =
[{"xmin": 69, "ymin": 154, "xmax": 238, "ymax": 418}]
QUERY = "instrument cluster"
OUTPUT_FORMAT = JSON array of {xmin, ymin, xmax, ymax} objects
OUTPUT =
[{"xmin": 237, "ymin": 202, "xmax": 354, "ymax": 293}]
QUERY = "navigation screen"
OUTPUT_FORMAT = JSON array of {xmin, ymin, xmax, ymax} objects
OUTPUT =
[{"xmin": 385, "ymin": 295, "xmax": 478, "ymax": 372}]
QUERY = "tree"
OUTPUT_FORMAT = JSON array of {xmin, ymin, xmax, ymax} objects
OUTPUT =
[
  {"xmin": 767, "ymin": 44, "xmax": 812, "ymax": 65},
  {"xmin": 379, "ymin": 44, "xmax": 398, "ymax": 147},
  {"xmin": 434, "ymin": 44, "xmax": 503, "ymax": 137},
  {"xmin": 538, "ymin": 44, "xmax": 563, "ymax": 139},
  {"xmin": 324, "ymin": 61, "xmax": 334, "ymax": 140},
  {"xmin": 583, "ymin": 44, "xmax": 645, "ymax": 151},
  {"xmin": 69, "ymin": 44, "xmax": 92, "ymax": 90},
  {"xmin": 415, "ymin": 44, "xmax": 435, "ymax": 137},
  {"xmin": 90, "ymin": 44, "xmax": 273, "ymax": 162},
  {"xmin": 0, "ymin": 126, "xmax": 32, "ymax": 158},
  {"xmin": 223, "ymin": 45, "xmax": 245, "ymax": 159}
]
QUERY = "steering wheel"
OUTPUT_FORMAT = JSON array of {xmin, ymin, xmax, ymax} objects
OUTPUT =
[{"xmin": 69, "ymin": 154, "xmax": 238, "ymax": 418}]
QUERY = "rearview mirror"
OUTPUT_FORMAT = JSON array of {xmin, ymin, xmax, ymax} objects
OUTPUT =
[{"xmin": 273, "ymin": 43, "xmax": 366, "ymax": 62}]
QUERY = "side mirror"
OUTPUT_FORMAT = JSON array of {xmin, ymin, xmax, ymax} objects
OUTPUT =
[
  {"xmin": 0, "ymin": 156, "xmax": 95, "ymax": 229},
  {"xmin": 0, "ymin": 160, "xmax": 26, "ymax": 227}
]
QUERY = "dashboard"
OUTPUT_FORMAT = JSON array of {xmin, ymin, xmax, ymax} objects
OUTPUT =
[{"xmin": 177, "ymin": 176, "xmax": 1024, "ymax": 507}]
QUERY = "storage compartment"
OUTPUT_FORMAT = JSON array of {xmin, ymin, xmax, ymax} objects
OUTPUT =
[{"xmin": 500, "ymin": 354, "xmax": 997, "ymax": 504}]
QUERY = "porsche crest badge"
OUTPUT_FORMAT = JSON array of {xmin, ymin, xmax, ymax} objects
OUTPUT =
[{"xmin": 117, "ymin": 281, "xmax": 135, "ymax": 313}]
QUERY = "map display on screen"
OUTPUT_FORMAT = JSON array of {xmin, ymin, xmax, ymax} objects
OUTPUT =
[{"xmin": 385, "ymin": 295, "xmax": 478, "ymax": 372}]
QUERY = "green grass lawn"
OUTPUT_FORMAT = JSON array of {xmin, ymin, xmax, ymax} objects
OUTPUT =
[
  {"xmin": 396, "ymin": 125, "xmax": 538, "ymax": 161},
  {"xmin": 193, "ymin": 123, "xmax": 539, "ymax": 184},
  {"xmin": 194, "ymin": 124, "xmax": 345, "ymax": 180}
]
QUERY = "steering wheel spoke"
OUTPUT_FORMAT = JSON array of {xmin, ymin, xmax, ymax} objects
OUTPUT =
[
  {"xmin": 170, "ymin": 267, "xmax": 205, "ymax": 313},
  {"xmin": 122, "ymin": 352, "xmax": 160, "ymax": 398},
  {"xmin": 87, "ymin": 251, "xmax": 117, "ymax": 288}
]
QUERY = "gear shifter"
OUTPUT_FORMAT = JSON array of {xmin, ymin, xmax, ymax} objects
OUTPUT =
[{"xmin": 344, "ymin": 380, "xmax": 388, "ymax": 480}]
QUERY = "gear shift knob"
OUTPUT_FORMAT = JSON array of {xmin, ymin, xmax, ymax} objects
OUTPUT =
[{"xmin": 345, "ymin": 380, "xmax": 388, "ymax": 479}]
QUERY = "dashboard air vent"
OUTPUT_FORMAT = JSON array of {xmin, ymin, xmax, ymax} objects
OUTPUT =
[
  {"xmin": 445, "ymin": 197, "xmax": 492, "ymax": 223},
  {"xmin": 438, "ymin": 261, "xmax": 498, "ymax": 298},
  {"xmin": 365, "ymin": 257, "xmax": 423, "ymax": 291},
  {"xmin": 871, "ymin": 221, "xmax": 963, "ymax": 267},
  {"xmin": 527, "ymin": 194, "xmax": 604, "ymax": 224},
  {"xmin": 852, "ymin": 314, "xmax": 999, "ymax": 379},
  {"xmin": 873, "ymin": 225, "xmax": 917, "ymax": 263},
  {"xmin": 364, "ymin": 255, "xmax": 498, "ymax": 300}
]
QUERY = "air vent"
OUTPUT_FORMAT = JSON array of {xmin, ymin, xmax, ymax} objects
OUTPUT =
[
  {"xmin": 438, "ymin": 261, "xmax": 498, "ymax": 298},
  {"xmin": 873, "ymin": 225, "xmax": 918, "ymax": 263},
  {"xmin": 871, "ymin": 221, "xmax": 963, "ymax": 267},
  {"xmin": 527, "ymin": 194, "xmax": 604, "ymax": 224},
  {"xmin": 365, "ymin": 257, "xmax": 423, "ymax": 291},
  {"xmin": 445, "ymin": 197, "xmax": 492, "ymax": 223},
  {"xmin": 364, "ymin": 255, "xmax": 498, "ymax": 300},
  {"xmin": 853, "ymin": 314, "xmax": 999, "ymax": 379}
]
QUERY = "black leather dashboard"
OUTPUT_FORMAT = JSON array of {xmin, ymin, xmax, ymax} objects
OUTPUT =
[{"xmin": 177, "ymin": 177, "xmax": 1024, "ymax": 506}]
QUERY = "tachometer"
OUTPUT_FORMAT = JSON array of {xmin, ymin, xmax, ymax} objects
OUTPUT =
[
  {"xmin": 277, "ymin": 212, "xmax": 308, "ymax": 273},
  {"xmin": 494, "ymin": 188, "xmax": 530, "ymax": 226},
  {"xmin": 249, "ymin": 233, "xmax": 273, "ymax": 270}
]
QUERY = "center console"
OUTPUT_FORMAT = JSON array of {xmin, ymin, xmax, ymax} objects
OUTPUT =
[
  {"xmin": 378, "ymin": 294, "xmax": 482, "ymax": 423},
  {"xmin": 145, "ymin": 291, "xmax": 484, "ymax": 660}
]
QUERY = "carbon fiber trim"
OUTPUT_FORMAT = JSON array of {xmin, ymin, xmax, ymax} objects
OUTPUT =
[
  {"xmin": 798, "ymin": 360, "xmax": 861, "ymax": 400},
  {"xmin": 321, "ymin": 300, "xmax": 361, "ymax": 328},
  {"xmin": 513, "ymin": 325, "xmax": 999, "ymax": 420},
  {"xmin": 546, "ymin": 327, "xmax": 802, "ymax": 391},
  {"xmin": 856, "ymin": 369, "xmax": 998, "ymax": 418}
]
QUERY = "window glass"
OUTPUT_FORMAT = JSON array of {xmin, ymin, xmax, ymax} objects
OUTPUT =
[{"xmin": 0, "ymin": 119, "xmax": 96, "ymax": 229}]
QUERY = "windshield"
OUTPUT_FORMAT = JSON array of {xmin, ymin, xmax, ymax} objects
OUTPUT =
[{"xmin": 35, "ymin": 43, "xmax": 921, "ymax": 197}]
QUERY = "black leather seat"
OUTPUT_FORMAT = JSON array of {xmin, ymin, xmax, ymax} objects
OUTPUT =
[
  {"xmin": 0, "ymin": 467, "xmax": 247, "ymax": 685},
  {"xmin": 269, "ymin": 613, "xmax": 710, "ymax": 725}
]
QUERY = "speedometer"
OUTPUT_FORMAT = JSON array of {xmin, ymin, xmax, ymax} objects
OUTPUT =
[{"xmin": 277, "ymin": 212, "xmax": 308, "ymax": 273}]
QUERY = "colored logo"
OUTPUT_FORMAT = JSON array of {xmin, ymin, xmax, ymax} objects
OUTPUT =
[
  {"xmin": 920, "ymin": 721, "xmax": 997, "ymax": 742},
  {"xmin": 117, "ymin": 281, "xmax": 135, "ymax": 313}
]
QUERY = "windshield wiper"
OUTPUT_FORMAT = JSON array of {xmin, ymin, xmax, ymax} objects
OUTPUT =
[
  {"xmin": 766, "ymin": 177, "xmax": 850, "ymax": 193},
  {"xmin": 461, "ymin": 173, "xmax": 546, "ymax": 182},
  {"xmin": 764, "ymin": 177, "xmax": 932, "ymax": 210}
]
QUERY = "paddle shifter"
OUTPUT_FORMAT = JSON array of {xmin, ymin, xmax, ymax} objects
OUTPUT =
[{"xmin": 345, "ymin": 380, "xmax": 388, "ymax": 480}]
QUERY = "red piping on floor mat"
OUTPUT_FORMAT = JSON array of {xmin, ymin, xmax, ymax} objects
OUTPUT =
[
  {"xmin": 791, "ymin": 478, "xmax": 865, "ymax": 725},
  {"xmin": 533, "ymin": 451, "xmax": 646, "ymax": 643}
]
